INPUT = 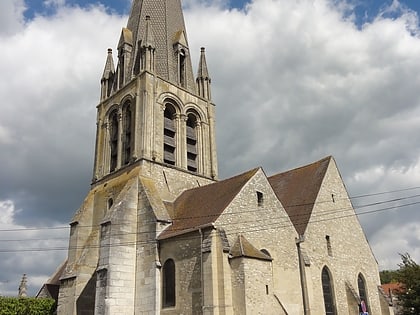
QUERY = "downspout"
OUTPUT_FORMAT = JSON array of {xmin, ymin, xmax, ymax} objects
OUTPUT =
[
  {"xmin": 296, "ymin": 235, "xmax": 310, "ymax": 315},
  {"xmin": 199, "ymin": 228, "xmax": 204, "ymax": 312}
]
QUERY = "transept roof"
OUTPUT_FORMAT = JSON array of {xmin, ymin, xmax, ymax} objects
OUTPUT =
[{"xmin": 268, "ymin": 156, "xmax": 332, "ymax": 236}]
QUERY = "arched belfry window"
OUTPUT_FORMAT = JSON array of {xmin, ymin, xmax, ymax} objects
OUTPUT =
[
  {"xmin": 162, "ymin": 259, "xmax": 175, "ymax": 308},
  {"xmin": 358, "ymin": 273, "xmax": 369, "ymax": 312},
  {"xmin": 163, "ymin": 104, "xmax": 176, "ymax": 165},
  {"xmin": 109, "ymin": 109, "xmax": 119, "ymax": 172},
  {"xmin": 186, "ymin": 113, "xmax": 198, "ymax": 172},
  {"xmin": 122, "ymin": 101, "xmax": 133, "ymax": 165},
  {"xmin": 321, "ymin": 266, "xmax": 336, "ymax": 315}
]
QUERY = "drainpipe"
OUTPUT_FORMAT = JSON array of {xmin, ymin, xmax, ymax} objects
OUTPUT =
[
  {"xmin": 296, "ymin": 235, "xmax": 310, "ymax": 315},
  {"xmin": 199, "ymin": 228, "xmax": 204, "ymax": 313}
]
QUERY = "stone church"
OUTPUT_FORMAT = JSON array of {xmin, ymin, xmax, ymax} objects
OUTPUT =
[{"xmin": 51, "ymin": 0, "xmax": 392, "ymax": 314}]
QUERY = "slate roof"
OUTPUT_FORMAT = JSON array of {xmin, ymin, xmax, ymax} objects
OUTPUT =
[
  {"xmin": 158, "ymin": 168, "xmax": 259, "ymax": 239},
  {"xmin": 125, "ymin": 0, "xmax": 195, "ymax": 90},
  {"xmin": 268, "ymin": 156, "xmax": 331, "ymax": 236},
  {"xmin": 229, "ymin": 234, "xmax": 272, "ymax": 261}
]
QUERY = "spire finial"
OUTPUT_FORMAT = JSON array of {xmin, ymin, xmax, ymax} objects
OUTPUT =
[
  {"xmin": 18, "ymin": 274, "xmax": 28, "ymax": 298},
  {"xmin": 196, "ymin": 47, "xmax": 211, "ymax": 100}
]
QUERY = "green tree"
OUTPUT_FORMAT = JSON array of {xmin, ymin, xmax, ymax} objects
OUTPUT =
[
  {"xmin": 380, "ymin": 269, "xmax": 398, "ymax": 284},
  {"xmin": 0, "ymin": 297, "xmax": 55, "ymax": 315},
  {"xmin": 396, "ymin": 253, "xmax": 420, "ymax": 314}
]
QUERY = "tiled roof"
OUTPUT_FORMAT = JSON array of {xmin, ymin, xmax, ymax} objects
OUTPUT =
[
  {"xmin": 158, "ymin": 168, "xmax": 259, "ymax": 239},
  {"xmin": 229, "ymin": 234, "xmax": 272, "ymax": 261},
  {"xmin": 268, "ymin": 156, "xmax": 331, "ymax": 235},
  {"xmin": 381, "ymin": 282, "xmax": 404, "ymax": 296}
]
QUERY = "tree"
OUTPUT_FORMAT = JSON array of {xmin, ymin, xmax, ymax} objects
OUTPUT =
[
  {"xmin": 395, "ymin": 253, "xmax": 420, "ymax": 314},
  {"xmin": 380, "ymin": 269, "xmax": 398, "ymax": 284}
]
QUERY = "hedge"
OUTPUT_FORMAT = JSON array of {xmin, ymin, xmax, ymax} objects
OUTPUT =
[{"xmin": 0, "ymin": 297, "xmax": 56, "ymax": 315}]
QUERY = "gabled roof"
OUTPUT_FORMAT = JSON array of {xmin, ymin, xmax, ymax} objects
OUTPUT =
[
  {"xmin": 158, "ymin": 168, "xmax": 259, "ymax": 239},
  {"xmin": 268, "ymin": 156, "xmax": 332, "ymax": 235},
  {"xmin": 229, "ymin": 234, "xmax": 272, "ymax": 261}
]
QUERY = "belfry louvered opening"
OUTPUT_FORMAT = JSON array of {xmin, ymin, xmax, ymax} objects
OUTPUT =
[
  {"xmin": 164, "ymin": 104, "xmax": 177, "ymax": 165},
  {"xmin": 122, "ymin": 101, "xmax": 133, "ymax": 165},
  {"xmin": 186, "ymin": 113, "xmax": 198, "ymax": 172},
  {"xmin": 109, "ymin": 109, "xmax": 119, "ymax": 172}
]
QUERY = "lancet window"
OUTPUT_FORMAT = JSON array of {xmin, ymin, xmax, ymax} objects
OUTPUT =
[
  {"xmin": 122, "ymin": 101, "xmax": 133, "ymax": 165},
  {"xmin": 186, "ymin": 113, "xmax": 198, "ymax": 172},
  {"xmin": 163, "ymin": 104, "xmax": 177, "ymax": 165},
  {"xmin": 179, "ymin": 49, "xmax": 186, "ymax": 87},
  {"xmin": 358, "ymin": 273, "xmax": 369, "ymax": 312},
  {"xmin": 321, "ymin": 266, "xmax": 336, "ymax": 315},
  {"xmin": 109, "ymin": 109, "xmax": 119, "ymax": 172},
  {"xmin": 162, "ymin": 259, "xmax": 176, "ymax": 308}
]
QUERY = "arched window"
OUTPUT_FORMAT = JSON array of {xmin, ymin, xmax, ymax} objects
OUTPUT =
[
  {"xmin": 321, "ymin": 267, "xmax": 336, "ymax": 315},
  {"xmin": 109, "ymin": 109, "xmax": 119, "ymax": 172},
  {"xmin": 186, "ymin": 113, "xmax": 197, "ymax": 172},
  {"xmin": 122, "ymin": 101, "xmax": 133, "ymax": 165},
  {"xmin": 163, "ymin": 104, "xmax": 176, "ymax": 165},
  {"xmin": 358, "ymin": 273, "xmax": 369, "ymax": 312},
  {"xmin": 162, "ymin": 259, "xmax": 175, "ymax": 308}
]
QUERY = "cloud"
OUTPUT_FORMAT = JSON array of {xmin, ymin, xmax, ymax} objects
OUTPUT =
[
  {"xmin": 0, "ymin": 3, "xmax": 126, "ymax": 226},
  {"xmin": 0, "ymin": 200, "xmax": 68, "ymax": 296},
  {"xmin": 1, "ymin": 0, "xmax": 420, "ymax": 296},
  {"xmin": 0, "ymin": 0, "xmax": 26, "ymax": 36},
  {"xmin": 184, "ymin": 0, "xmax": 420, "ymax": 268}
]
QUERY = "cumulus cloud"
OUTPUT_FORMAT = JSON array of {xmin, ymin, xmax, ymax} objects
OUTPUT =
[
  {"xmin": 0, "ymin": 0, "xmax": 26, "ymax": 36},
  {"xmin": 1, "ymin": 0, "xmax": 420, "ymax": 295},
  {"xmin": 0, "ymin": 200, "xmax": 68, "ymax": 296},
  {"xmin": 184, "ymin": 0, "xmax": 420, "ymax": 269}
]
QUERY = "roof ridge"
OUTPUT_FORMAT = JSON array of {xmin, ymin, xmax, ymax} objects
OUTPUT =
[{"xmin": 268, "ymin": 156, "xmax": 332, "ymax": 179}]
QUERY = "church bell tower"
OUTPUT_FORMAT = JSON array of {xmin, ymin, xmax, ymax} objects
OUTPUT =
[
  {"xmin": 57, "ymin": 1, "xmax": 218, "ymax": 314},
  {"xmin": 93, "ymin": 0, "xmax": 217, "ymax": 182}
]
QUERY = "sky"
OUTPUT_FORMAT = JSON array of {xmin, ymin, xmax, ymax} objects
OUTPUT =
[{"xmin": 1, "ymin": 0, "xmax": 420, "ymax": 296}]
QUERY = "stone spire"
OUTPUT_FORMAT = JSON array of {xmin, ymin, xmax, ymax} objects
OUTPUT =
[
  {"xmin": 125, "ymin": 0, "xmax": 196, "ymax": 91},
  {"xmin": 100, "ymin": 48, "xmax": 115, "ymax": 100},
  {"xmin": 196, "ymin": 47, "xmax": 211, "ymax": 100},
  {"xmin": 18, "ymin": 274, "xmax": 27, "ymax": 297}
]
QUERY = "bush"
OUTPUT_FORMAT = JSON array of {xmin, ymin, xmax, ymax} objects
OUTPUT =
[{"xmin": 0, "ymin": 297, "xmax": 56, "ymax": 315}]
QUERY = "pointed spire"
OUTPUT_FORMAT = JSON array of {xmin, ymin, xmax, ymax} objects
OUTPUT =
[
  {"xmin": 196, "ymin": 47, "xmax": 212, "ymax": 100},
  {"xmin": 100, "ymin": 49, "xmax": 115, "ymax": 100},
  {"xmin": 197, "ymin": 47, "xmax": 210, "ymax": 79},
  {"xmin": 125, "ymin": 0, "xmax": 195, "ymax": 90},
  {"xmin": 116, "ymin": 28, "xmax": 133, "ymax": 88},
  {"xmin": 101, "ymin": 48, "xmax": 115, "ymax": 80},
  {"xmin": 139, "ymin": 15, "xmax": 156, "ymax": 73},
  {"xmin": 18, "ymin": 274, "xmax": 27, "ymax": 297},
  {"xmin": 141, "ymin": 15, "xmax": 155, "ymax": 49}
]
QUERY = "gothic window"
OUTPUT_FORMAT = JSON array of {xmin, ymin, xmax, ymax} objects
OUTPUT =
[
  {"xmin": 122, "ymin": 101, "xmax": 133, "ymax": 165},
  {"xmin": 179, "ymin": 49, "xmax": 186, "ymax": 87},
  {"xmin": 358, "ymin": 273, "xmax": 369, "ymax": 312},
  {"xmin": 321, "ymin": 266, "xmax": 336, "ymax": 315},
  {"xmin": 118, "ymin": 49, "xmax": 125, "ymax": 88},
  {"xmin": 186, "ymin": 113, "xmax": 197, "ymax": 172},
  {"xmin": 163, "ymin": 104, "xmax": 176, "ymax": 165},
  {"xmin": 109, "ymin": 109, "xmax": 119, "ymax": 172},
  {"xmin": 162, "ymin": 259, "xmax": 175, "ymax": 308}
]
